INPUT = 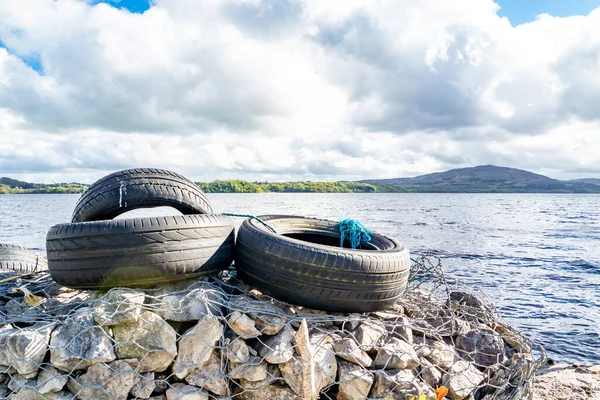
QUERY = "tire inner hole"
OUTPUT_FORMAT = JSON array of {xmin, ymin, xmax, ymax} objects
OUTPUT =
[{"xmin": 283, "ymin": 233, "xmax": 377, "ymax": 250}]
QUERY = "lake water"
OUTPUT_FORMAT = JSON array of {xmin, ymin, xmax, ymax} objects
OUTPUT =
[{"xmin": 1, "ymin": 193, "xmax": 599, "ymax": 364}]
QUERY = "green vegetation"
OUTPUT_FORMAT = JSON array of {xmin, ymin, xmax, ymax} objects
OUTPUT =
[
  {"xmin": 0, "ymin": 178, "xmax": 87, "ymax": 194},
  {"xmin": 196, "ymin": 180, "xmax": 404, "ymax": 193}
]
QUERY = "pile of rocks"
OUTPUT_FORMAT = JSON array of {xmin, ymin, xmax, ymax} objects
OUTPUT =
[{"xmin": 0, "ymin": 277, "xmax": 537, "ymax": 400}]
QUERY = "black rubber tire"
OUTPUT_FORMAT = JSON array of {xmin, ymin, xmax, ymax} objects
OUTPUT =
[
  {"xmin": 47, "ymin": 214, "xmax": 234, "ymax": 289},
  {"xmin": 72, "ymin": 168, "xmax": 213, "ymax": 223},
  {"xmin": 234, "ymin": 215, "xmax": 411, "ymax": 312},
  {"xmin": 0, "ymin": 244, "xmax": 48, "ymax": 274}
]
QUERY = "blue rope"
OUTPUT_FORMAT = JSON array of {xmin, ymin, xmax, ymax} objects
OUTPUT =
[
  {"xmin": 221, "ymin": 212, "xmax": 277, "ymax": 234},
  {"xmin": 338, "ymin": 219, "xmax": 372, "ymax": 249}
]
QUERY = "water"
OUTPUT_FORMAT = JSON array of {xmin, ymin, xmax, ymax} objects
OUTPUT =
[{"xmin": 1, "ymin": 193, "xmax": 599, "ymax": 364}]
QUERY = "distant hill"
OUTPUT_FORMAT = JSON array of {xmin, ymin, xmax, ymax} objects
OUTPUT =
[
  {"xmin": 0, "ymin": 177, "xmax": 87, "ymax": 194},
  {"xmin": 2, "ymin": 166, "xmax": 600, "ymax": 194},
  {"xmin": 570, "ymin": 178, "xmax": 600, "ymax": 186},
  {"xmin": 363, "ymin": 165, "xmax": 600, "ymax": 193}
]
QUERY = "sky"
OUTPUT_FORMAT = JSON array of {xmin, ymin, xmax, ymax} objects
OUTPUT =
[{"xmin": 1, "ymin": 0, "xmax": 600, "ymax": 184}]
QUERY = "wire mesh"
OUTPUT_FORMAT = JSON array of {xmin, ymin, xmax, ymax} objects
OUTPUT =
[{"xmin": 0, "ymin": 256, "xmax": 544, "ymax": 400}]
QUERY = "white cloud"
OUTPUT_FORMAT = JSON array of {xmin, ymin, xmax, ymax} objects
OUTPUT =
[{"xmin": 0, "ymin": 0, "xmax": 599, "ymax": 183}]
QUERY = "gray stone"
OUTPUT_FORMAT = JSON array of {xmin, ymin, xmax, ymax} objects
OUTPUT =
[
  {"xmin": 373, "ymin": 337, "xmax": 420, "ymax": 370},
  {"xmin": 165, "ymin": 383, "xmax": 208, "ymax": 400},
  {"xmin": 174, "ymin": 315, "xmax": 223, "ymax": 379},
  {"xmin": 8, "ymin": 375, "xmax": 35, "ymax": 393},
  {"xmin": 414, "ymin": 337, "xmax": 458, "ymax": 370},
  {"xmin": 236, "ymin": 297, "xmax": 288, "ymax": 335},
  {"xmin": 10, "ymin": 388, "xmax": 72, "ymax": 400},
  {"xmin": 456, "ymin": 329, "xmax": 507, "ymax": 367},
  {"xmin": 442, "ymin": 360, "xmax": 486, "ymax": 400},
  {"xmin": 234, "ymin": 384, "xmax": 300, "ymax": 400},
  {"xmin": 337, "ymin": 360, "xmax": 374, "ymax": 400},
  {"xmin": 355, "ymin": 321, "xmax": 387, "ymax": 352},
  {"xmin": 0, "ymin": 322, "xmax": 54, "ymax": 376},
  {"xmin": 228, "ymin": 311, "xmax": 261, "ymax": 339},
  {"xmin": 230, "ymin": 356, "xmax": 269, "ymax": 382},
  {"xmin": 153, "ymin": 281, "xmax": 225, "ymax": 322},
  {"xmin": 5, "ymin": 299, "xmax": 27, "ymax": 317},
  {"xmin": 340, "ymin": 315, "xmax": 362, "ymax": 332},
  {"xmin": 67, "ymin": 359, "xmax": 136, "ymax": 400},
  {"xmin": 449, "ymin": 292, "xmax": 487, "ymax": 310},
  {"xmin": 113, "ymin": 311, "xmax": 177, "ymax": 373},
  {"xmin": 333, "ymin": 337, "xmax": 372, "ymax": 368},
  {"xmin": 131, "ymin": 372, "xmax": 155, "ymax": 399},
  {"xmin": 185, "ymin": 350, "xmax": 228, "ymax": 396},
  {"xmin": 36, "ymin": 366, "xmax": 68, "ymax": 394},
  {"xmin": 50, "ymin": 311, "xmax": 116, "ymax": 372},
  {"xmin": 224, "ymin": 332, "xmax": 250, "ymax": 363},
  {"xmin": 258, "ymin": 326, "xmax": 295, "ymax": 364},
  {"xmin": 238, "ymin": 364, "xmax": 280, "ymax": 390},
  {"xmin": 92, "ymin": 288, "xmax": 145, "ymax": 326},
  {"xmin": 387, "ymin": 317, "xmax": 413, "ymax": 344},
  {"xmin": 280, "ymin": 341, "xmax": 337, "ymax": 397},
  {"xmin": 419, "ymin": 358, "xmax": 443, "ymax": 389},
  {"xmin": 369, "ymin": 370, "xmax": 417, "ymax": 399}
]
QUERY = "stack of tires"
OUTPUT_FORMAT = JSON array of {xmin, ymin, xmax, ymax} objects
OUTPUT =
[
  {"xmin": 46, "ymin": 169, "xmax": 235, "ymax": 289},
  {"xmin": 42, "ymin": 168, "xmax": 411, "ymax": 312}
]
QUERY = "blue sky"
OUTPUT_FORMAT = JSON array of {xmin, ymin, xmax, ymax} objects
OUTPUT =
[{"xmin": 496, "ymin": 0, "xmax": 600, "ymax": 25}]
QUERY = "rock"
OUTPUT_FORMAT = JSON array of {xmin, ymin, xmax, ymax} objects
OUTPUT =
[
  {"xmin": 340, "ymin": 315, "xmax": 363, "ymax": 332},
  {"xmin": 238, "ymin": 364, "xmax": 280, "ymax": 390},
  {"xmin": 337, "ymin": 360, "xmax": 374, "ymax": 400},
  {"xmin": 419, "ymin": 358, "xmax": 443, "ymax": 389},
  {"xmin": 224, "ymin": 332, "xmax": 250, "ymax": 364},
  {"xmin": 131, "ymin": 372, "xmax": 155, "ymax": 399},
  {"xmin": 387, "ymin": 317, "xmax": 413, "ymax": 344},
  {"xmin": 173, "ymin": 315, "xmax": 223, "ymax": 379},
  {"xmin": 36, "ymin": 366, "xmax": 68, "ymax": 394},
  {"xmin": 355, "ymin": 321, "xmax": 387, "ymax": 352},
  {"xmin": 258, "ymin": 326, "xmax": 295, "ymax": 364},
  {"xmin": 0, "ymin": 322, "xmax": 55, "ymax": 376},
  {"xmin": 230, "ymin": 356, "xmax": 269, "ymax": 382},
  {"xmin": 456, "ymin": 329, "xmax": 506, "ymax": 367},
  {"xmin": 5, "ymin": 299, "xmax": 27, "ymax": 317},
  {"xmin": 152, "ymin": 371, "xmax": 170, "ymax": 395},
  {"xmin": 10, "ymin": 388, "xmax": 73, "ymax": 400},
  {"xmin": 153, "ymin": 281, "xmax": 225, "ymax": 322},
  {"xmin": 8, "ymin": 375, "xmax": 35, "ymax": 393},
  {"xmin": 369, "ymin": 369, "xmax": 417, "ymax": 399},
  {"xmin": 533, "ymin": 364, "xmax": 600, "ymax": 400},
  {"xmin": 235, "ymin": 297, "xmax": 288, "ymax": 335},
  {"xmin": 442, "ymin": 360, "xmax": 486, "ymax": 400},
  {"xmin": 235, "ymin": 384, "xmax": 300, "ymax": 400},
  {"xmin": 373, "ymin": 337, "xmax": 420, "ymax": 370},
  {"xmin": 228, "ymin": 311, "xmax": 261, "ymax": 339},
  {"xmin": 333, "ymin": 337, "xmax": 373, "ymax": 368},
  {"xmin": 67, "ymin": 359, "xmax": 136, "ymax": 400},
  {"xmin": 449, "ymin": 292, "xmax": 487, "ymax": 310},
  {"xmin": 185, "ymin": 350, "xmax": 228, "ymax": 396},
  {"xmin": 414, "ymin": 337, "xmax": 458, "ymax": 370},
  {"xmin": 280, "ymin": 341, "xmax": 337, "ymax": 397},
  {"xmin": 92, "ymin": 288, "xmax": 145, "ymax": 326},
  {"xmin": 165, "ymin": 383, "xmax": 208, "ymax": 400},
  {"xmin": 50, "ymin": 311, "xmax": 116, "ymax": 372},
  {"xmin": 113, "ymin": 311, "xmax": 177, "ymax": 373}
]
